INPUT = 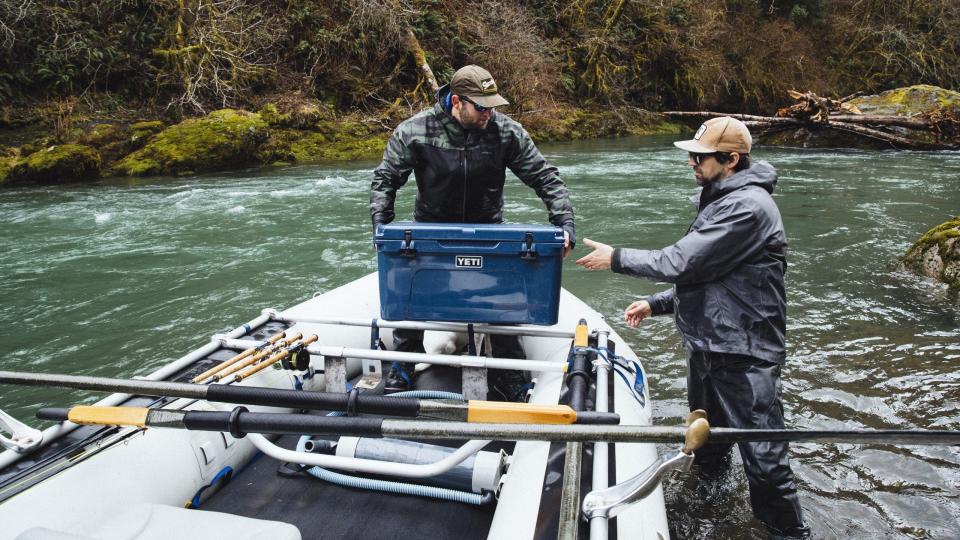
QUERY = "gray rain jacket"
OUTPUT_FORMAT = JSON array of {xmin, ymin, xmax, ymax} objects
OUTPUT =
[{"xmin": 611, "ymin": 161, "xmax": 788, "ymax": 363}]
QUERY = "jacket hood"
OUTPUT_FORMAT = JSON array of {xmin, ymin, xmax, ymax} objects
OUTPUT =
[{"xmin": 699, "ymin": 160, "xmax": 778, "ymax": 206}]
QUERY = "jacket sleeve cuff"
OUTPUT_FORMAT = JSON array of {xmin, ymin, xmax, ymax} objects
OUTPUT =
[
  {"xmin": 611, "ymin": 248, "xmax": 624, "ymax": 274},
  {"xmin": 561, "ymin": 222, "xmax": 576, "ymax": 250}
]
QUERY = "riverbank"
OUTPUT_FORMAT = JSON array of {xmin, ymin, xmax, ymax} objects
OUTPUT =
[{"xmin": 0, "ymin": 98, "xmax": 680, "ymax": 186}]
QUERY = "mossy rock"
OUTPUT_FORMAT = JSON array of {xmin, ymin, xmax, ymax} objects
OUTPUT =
[
  {"xmin": 130, "ymin": 121, "xmax": 165, "ymax": 141},
  {"xmin": 8, "ymin": 144, "xmax": 101, "ymax": 185},
  {"xmin": 287, "ymin": 130, "xmax": 388, "ymax": 162},
  {"xmin": 259, "ymin": 101, "xmax": 326, "ymax": 129},
  {"xmin": 525, "ymin": 106, "xmax": 681, "ymax": 142},
  {"xmin": 0, "ymin": 150, "xmax": 17, "ymax": 186},
  {"xmin": 111, "ymin": 109, "xmax": 268, "ymax": 177},
  {"xmin": 83, "ymin": 123, "xmax": 125, "ymax": 147},
  {"xmin": 902, "ymin": 216, "xmax": 960, "ymax": 290},
  {"xmin": 850, "ymin": 85, "xmax": 960, "ymax": 116}
]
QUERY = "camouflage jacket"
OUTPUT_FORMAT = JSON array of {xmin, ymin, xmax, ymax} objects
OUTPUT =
[{"xmin": 370, "ymin": 93, "xmax": 575, "ymax": 243}]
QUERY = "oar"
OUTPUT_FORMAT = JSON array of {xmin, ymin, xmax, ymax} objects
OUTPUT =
[
  {"xmin": 191, "ymin": 330, "xmax": 287, "ymax": 383},
  {"xmin": 34, "ymin": 405, "xmax": 960, "ymax": 445},
  {"xmin": 0, "ymin": 371, "xmax": 617, "ymax": 425}
]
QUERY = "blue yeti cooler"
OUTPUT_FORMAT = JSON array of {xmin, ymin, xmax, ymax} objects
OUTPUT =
[{"xmin": 376, "ymin": 222, "xmax": 564, "ymax": 325}]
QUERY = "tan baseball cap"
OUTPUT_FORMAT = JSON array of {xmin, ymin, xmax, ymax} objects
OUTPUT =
[
  {"xmin": 450, "ymin": 65, "xmax": 509, "ymax": 108},
  {"xmin": 673, "ymin": 116, "xmax": 752, "ymax": 154}
]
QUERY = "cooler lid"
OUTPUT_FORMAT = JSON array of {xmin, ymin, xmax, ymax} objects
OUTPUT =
[{"xmin": 376, "ymin": 222, "xmax": 563, "ymax": 243}]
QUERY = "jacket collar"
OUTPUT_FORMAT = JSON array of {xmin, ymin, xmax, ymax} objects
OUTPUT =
[{"xmin": 693, "ymin": 161, "xmax": 779, "ymax": 209}]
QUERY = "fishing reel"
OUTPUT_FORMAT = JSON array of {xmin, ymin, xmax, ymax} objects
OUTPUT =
[{"xmin": 281, "ymin": 348, "xmax": 311, "ymax": 371}]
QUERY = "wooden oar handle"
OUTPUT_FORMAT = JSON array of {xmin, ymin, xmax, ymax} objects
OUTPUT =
[
  {"xmin": 40, "ymin": 405, "xmax": 151, "ymax": 427},
  {"xmin": 467, "ymin": 402, "xmax": 577, "ymax": 424}
]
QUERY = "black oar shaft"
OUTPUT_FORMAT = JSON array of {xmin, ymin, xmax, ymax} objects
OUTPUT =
[{"xmin": 0, "ymin": 370, "xmax": 420, "ymax": 417}]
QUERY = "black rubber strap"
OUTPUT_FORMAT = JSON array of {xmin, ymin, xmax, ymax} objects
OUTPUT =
[
  {"xmin": 346, "ymin": 387, "xmax": 360, "ymax": 417},
  {"xmin": 228, "ymin": 406, "xmax": 249, "ymax": 438}
]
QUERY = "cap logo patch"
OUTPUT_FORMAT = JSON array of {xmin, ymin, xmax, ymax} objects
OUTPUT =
[
  {"xmin": 694, "ymin": 124, "xmax": 707, "ymax": 140},
  {"xmin": 480, "ymin": 78, "xmax": 497, "ymax": 94}
]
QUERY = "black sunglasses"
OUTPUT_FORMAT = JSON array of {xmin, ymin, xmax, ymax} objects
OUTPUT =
[
  {"xmin": 460, "ymin": 96, "xmax": 493, "ymax": 113},
  {"xmin": 689, "ymin": 152, "xmax": 734, "ymax": 165},
  {"xmin": 689, "ymin": 152, "xmax": 717, "ymax": 165}
]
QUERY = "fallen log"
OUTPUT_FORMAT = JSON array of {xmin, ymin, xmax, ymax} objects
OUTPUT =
[{"xmin": 661, "ymin": 111, "xmax": 956, "ymax": 150}]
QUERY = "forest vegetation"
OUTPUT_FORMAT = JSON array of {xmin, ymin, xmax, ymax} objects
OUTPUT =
[{"xmin": 3, "ymin": 1, "xmax": 959, "ymax": 124}]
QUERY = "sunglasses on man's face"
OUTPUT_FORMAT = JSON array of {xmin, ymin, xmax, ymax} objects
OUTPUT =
[
  {"xmin": 461, "ymin": 96, "xmax": 493, "ymax": 113},
  {"xmin": 688, "ymin": 152, "xmax": 718, "ymax": 165}
]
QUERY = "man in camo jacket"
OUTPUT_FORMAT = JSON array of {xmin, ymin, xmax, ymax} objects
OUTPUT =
[{"xmin": 370, "ymin": 65, "xmax": 575, "ymax": 398}]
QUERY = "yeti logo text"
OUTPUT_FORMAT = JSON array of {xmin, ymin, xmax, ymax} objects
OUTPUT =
[{"xmin": 455, "ymin": 256, "xmax": 483, "ymax": 268}]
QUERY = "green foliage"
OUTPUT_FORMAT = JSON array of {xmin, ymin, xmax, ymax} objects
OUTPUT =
[{"xmin": 1, "ymin": 0, "xmax": 959, "ymax": 118}]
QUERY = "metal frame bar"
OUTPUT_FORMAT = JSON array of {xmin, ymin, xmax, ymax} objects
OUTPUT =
[
  {"xmin": 266, "ymin": 309, "xmax": 576, "ymax": 339},
  {"xmin": 215, "ymin": 338, "xmax": 565, "ymax": 373}
]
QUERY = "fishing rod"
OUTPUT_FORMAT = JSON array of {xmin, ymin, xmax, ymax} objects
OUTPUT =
[
  {"xmin": 207, "ymin": 332, "xmax": 303, "ymax": 382},
  {"xmin": 232, "ymin": 334, "xmax": 318, "ymax": 383},
  {"xmin": 192, "ymin": 330, "xmax": 288, "ymax": 383},
  {"xmin": 34, "ymin": 405, "xmax": 960, "ymax": 445},
  {"xmin": 0, "ymin": 371, "xmax": 617, "ymax": 425}
]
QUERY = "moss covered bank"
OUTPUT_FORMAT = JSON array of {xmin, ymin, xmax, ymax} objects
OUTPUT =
[{"xmin": 0, "ymin": 102, "xmax": 678, "ymax": 185}]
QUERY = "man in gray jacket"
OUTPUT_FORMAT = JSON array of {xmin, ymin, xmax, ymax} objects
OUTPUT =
[{"xmin": 576, "ymin": 117, "xmax": 810, "ymax": 539}]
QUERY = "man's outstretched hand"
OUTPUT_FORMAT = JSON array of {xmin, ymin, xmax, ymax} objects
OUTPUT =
[
  {"xmin": 624, "ymin": 300, "xmax": 652, "ymax": 327},
  {"xmin": 575, "ymin": 238, "xmax": 613, "ymax": 270}
]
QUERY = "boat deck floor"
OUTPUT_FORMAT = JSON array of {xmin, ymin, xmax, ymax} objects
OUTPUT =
[{"xmin": 201, "ymin": 364, "xmax": 510, "ymax": 540}]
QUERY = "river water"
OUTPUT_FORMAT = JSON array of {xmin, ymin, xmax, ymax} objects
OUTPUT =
[{"xmin": 1, "ymin": 136, "xmax": 958, "ymax": 538}]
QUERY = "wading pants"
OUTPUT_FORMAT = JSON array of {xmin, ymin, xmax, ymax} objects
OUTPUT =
[{"xmin": 688, "ymin": 351, "xmax": 810, "ymax": 538}]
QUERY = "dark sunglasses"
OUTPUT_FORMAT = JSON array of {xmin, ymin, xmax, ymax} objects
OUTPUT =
[
  {"xmin": 689, "ymin": 152, "xmax": 717, "ymax": 165},
  {"xmin": 689, "ymin": 152, "xmax": 734, "ymax": 165},
  {"xmin": 460, "ymin": 96, "xmax": 493, "ymax": 113}
]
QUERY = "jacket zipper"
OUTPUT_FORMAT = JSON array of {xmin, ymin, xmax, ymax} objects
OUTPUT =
[{"xmin": 461, "ymin": 146, "xmax": 468, "ymax": 221}]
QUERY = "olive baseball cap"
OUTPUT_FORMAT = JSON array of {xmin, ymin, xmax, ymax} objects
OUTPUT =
[
  {"xmin": 673, "ymin": 116, "xmax": 752, "ymax": 154},
  {"xmin": 450, "ymin": 65, "xmax": 509, "ymax": 108}
]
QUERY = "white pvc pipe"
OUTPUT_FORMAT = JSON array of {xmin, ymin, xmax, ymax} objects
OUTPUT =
[
  {"xmin": 246, "ymin": 433, "xmax": 491, "ymax": 478},
  {"xmin": 0, "ymin": 313, "xmax": 272, "ymax": 469},
  {"xmin": 590, "ymin": 331, "xmax": 611, "ymax": 539},
  {"xmin": 214, "ymin": 337, "xmax": 565, "ymax": 373},
  {"xmin": 268, "ymin": 309, "xmax": 575, "ymax": 339}
]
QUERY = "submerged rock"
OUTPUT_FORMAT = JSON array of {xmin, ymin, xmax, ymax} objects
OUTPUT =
[
  {"xmin": 8, "ymin": 144, "xmax": 101, "ymax": 185},
  {"xmin": 902, "ymin": 216, "xmax": 960, "ymax": 290},
  {"xmin": 112, "ymin": 109, "xmax": 269, "ymax": 177}
]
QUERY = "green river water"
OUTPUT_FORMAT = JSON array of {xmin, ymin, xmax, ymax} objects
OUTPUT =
[{"xmin": 1, "ymin": 135, "xmax": 958, "ymax": 538}]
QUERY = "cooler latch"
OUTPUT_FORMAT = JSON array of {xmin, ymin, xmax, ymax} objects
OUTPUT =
[
  {"xmin": 399, "ymin": 229, "xmax": 416, "ymax": 257},
  {"xmin": 520, "ymin": 232, "xmax": 537, "ymax": 260}
]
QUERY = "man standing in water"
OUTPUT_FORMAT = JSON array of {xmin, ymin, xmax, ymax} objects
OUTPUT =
[
  {"xmin": 370, "ymin": 65, "xmax": 575, "ymax": 399},
  {"xmin": 576, "ymin": 117, "xmax": 811, "ymax": 538}
]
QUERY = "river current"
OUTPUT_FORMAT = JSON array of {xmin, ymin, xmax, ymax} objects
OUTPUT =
[{"xmin": 1, "ymin": 135, "xmax": 958, "ymax": 538}]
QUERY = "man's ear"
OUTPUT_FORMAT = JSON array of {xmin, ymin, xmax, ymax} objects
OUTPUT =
[{"xmin": 728, "ymin": 152, "xmax": 740, "ymax": 169}]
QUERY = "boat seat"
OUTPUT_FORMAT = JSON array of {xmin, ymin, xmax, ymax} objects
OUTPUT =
[{"xmin": 16, "ymin": 503, "xmax": 301, "ymax": 540}]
